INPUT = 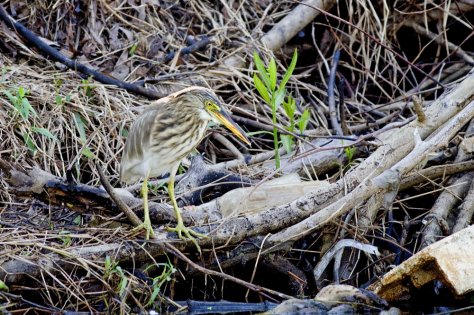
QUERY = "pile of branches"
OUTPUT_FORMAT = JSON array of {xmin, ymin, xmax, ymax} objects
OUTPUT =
[{"xmin": 1, "ymin": 0, "xmax": 473, "ymax": 313}]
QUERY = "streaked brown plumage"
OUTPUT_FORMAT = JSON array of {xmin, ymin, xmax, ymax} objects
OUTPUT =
[{"xmin": 121, "ymin": 86, "xmax": 250, "ymax": 251}]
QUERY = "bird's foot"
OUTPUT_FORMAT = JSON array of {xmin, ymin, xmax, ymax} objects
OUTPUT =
[
  {"xmin": 132, "ymin": 216, "xmax": 155, "ymax": 240},
  {"xmin": 167, "ymin": 221, "xmax": 207, "ymax": 254}
]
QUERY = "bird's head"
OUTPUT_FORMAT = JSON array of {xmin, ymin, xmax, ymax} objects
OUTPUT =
[{"xmin": 178, "ymin": 87, "xmax": 251, "ymax": 146}]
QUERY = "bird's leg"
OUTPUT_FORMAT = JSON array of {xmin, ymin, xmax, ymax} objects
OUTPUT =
[
  {"xmin": 132, "ymin": 175, "xmax": 155, "ymax": 240},
  {"xmin": 166, "ymin": 164, "xmax": 207, "ymax": 253}
]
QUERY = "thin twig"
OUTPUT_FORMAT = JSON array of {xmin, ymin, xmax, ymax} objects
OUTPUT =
[
  {"xmin": 95, "ymin": 162, "xmax": 144, "ymax": 228},
  {"xmin": 328, "ymin": 50, "xmax": 343, "ymax": 136},
  {"xmin": 158, "ymin": 36, "xmax": 213, "ymax": 64}
]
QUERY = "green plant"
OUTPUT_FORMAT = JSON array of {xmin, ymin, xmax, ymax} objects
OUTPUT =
[
  {"xmin": 4, "ymin": 86, "xmax": 36, "ymax": 121},
  {"xmin": 4, "ymin": 87, "xmax": 57, "ymax": 153},
  {"xmin": 280, "ymin": 95, "xmax": 311, "ymax": 154},
  {"xmin": 53, "ymin": 77, "xmax": 72, "ymax": 106},
  {"xmin": 55, "ymin": 94, "xmax": 71, "ymax": 106},
  {"xmin": 104, "ymin": 256, "xmax": 119, "ymax": 279},
  {"xmin": 253, "ymin": 50, "xmax": 298, "ymax": 168},
  {"xmin": 344, "ymin": 146, "xmax": 356, "ymax": 164},
  {"xmin": 73, "ymin": 113, "xmax": 94, "ymax": 158},
  {"xmin": 103, "ymin": 256, "xmax": 128, "ymax": 299},
  {"xmin": 129, "ymin": 43, "xmax": 138, "ymax": 56},
  {"xmin": 146, "ymin": 259, "xmax": 176, "ymax": 307},
  {"xmin": 148, "ymin": 181, "xmax": 168, "ymax": 196},
  {"xmin": 58, "ymin": 230, "xmax": 72, "ymax": 247},
  {"xmin": 115, "ymin": 266, "xmax": 128, "ymax": 299},
  {"xmin": 0, "ymin": 279, "xmax": 8, "ymax": 292},
  {"xmin": 81, "ymin": 77, "xmax": 94, "ymax": 98}
]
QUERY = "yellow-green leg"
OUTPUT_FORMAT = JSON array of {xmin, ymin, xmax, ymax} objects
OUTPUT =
[
  {"xmin": 166, "ymin": 163, "xmax": 207, "ymax": 253},
  {"xmin": 132, "ymin": 176, "xmax": 155, "ymax": 240}
]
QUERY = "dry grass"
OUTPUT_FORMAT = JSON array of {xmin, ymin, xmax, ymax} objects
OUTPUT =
[{"xmin": 0, "ymin": 0, "xmax": 473, "ymax": 312}]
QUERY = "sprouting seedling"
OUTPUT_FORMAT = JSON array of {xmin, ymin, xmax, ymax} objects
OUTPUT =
[
  {"xmin": 280, "ymin": 96, "xmax": 311, "ymax": 154},
  {"xmin": 345, "ymin": 146, "xmax": 356, "ymax": 163},
  {"xmin": 252, "ymin": 49, "xmax": 298, "ymax": 168},
  {"xmin": 81, "ymin": 77, "xmax": 94, "ymax": 98},
  {"xmin": 4, "ymin": 87, "xmax": 56, "ymax": 154},
  {"xmin": 4, "ymin": 86, "xmax": 36, "ymax": 121},
  {"xmin": 146, "ymin": 259, "xmax": 177, "ymax": 307}
]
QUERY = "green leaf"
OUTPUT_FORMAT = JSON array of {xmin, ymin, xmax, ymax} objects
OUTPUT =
[
  {"xmin": 81, "ymin": 147, "xmax": 95, "ymax": 158},
  {"xmin": 281, "ymin": 134, "xmax": 293, "ymax": 154},
  {"xmin": 273, "ymin": 89, "xmax": 285, "ymax": 109},
  {"xmin": 31, "ymin": 127, "xmax": 57, "ymax": 141},
  {"xmin": 55, "ymin": 95, "xmax": 63, "ymax": 106},
  {"xmin": 253, "ymin": 51, "xmax": 271, "ymax": 88},
  {"xmin": 3, "ymin": 90, "xmax": 17, "ymax": 105},
  {"xmin": 19, "ymin": 103, "xmax": 28, "ymax": 119},
  {"xmin": 22, "ymin": 132, "xmax": 37, "ymax": 153},
  {"xmin": 0, "ymin": 279, "xmax": 8, "ymax": 292},
  {"xmin": 129, "ymin": 43, "xmax": 138, "ymax": 56},
  {"xmin": 148, "ymin": 286, "xmax": 161, "ymax": 306},
  {"xmin": 344, "ymin": 146, "xmax": 356, "ymax": 163},
  {"xmin": 18, "ymin": 86, "xmax": 26, "ymax": 98},
  {"xmin": 279, "ymin": 49, "xmax": 298, "ymax": 91},
  {"xmin": 298, "ymin": 108, "xmax": 311, "ymax": 133},
  {"xmin": 283, "ymin": 96, "xmax": 296, "ymax": 132},
  {"xmin": 73, "ymin": 113, "xmax": 88, "ymax": 142},
  {"xmin": 73, "ymin": 215, "xmax": 82, "ymax": 225},
  {"xmin": 268, "ymin": 58, "xmax": 277, "ymax": 91},
  {"xmin": 116, "ymin": 266, "xmax": 128, "ymax": 297},
  {"xmin": 253, "ymin": 74, "xmax": 271, "ymax": 104},
  {"xmin": 282, "ymin": 96, "xmax": 296, "ymax": 119},
  {"xmin": 21, "ymin": 97, "xmax": 36, "ymax": 118},
  {"xmin": 54, "ymin": 78, "xmax": 63, "ymax": 89},
  {"xmin": 120, "ymin": 128, "xmax": 129, "ymax": 138}
]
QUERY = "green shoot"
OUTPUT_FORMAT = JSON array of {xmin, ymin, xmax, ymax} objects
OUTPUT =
[
  {"xmin": 129, "ymin": 43, "xmax": 138, "ymax": 56},
  {"xmin": 53, "ymin": 77, "xmax": 71, "ymax": 106},
  {"xmin": 72, "ymin": 214, "xmax": 82, "ymax": 225},
  {"xmin": 73, "ymin": 113, "xmax": 94, "ymax": 158},
  {"xmin": 253, "ymin": 50, "xmax": 299, "ymax": 166},
  {"xmin": 103, "ymin": 256, "xmax": 129, "ymax": 299},
  {"xmin": 0, "ymin": 280, "xmax": 8, "ymax": 292},
  {"xmin": 81, "ymin": 78, "xmax": 94, "ymax": 98},
  {"xmin": 280, "ymin": 97, "xmax": 312, "ymax": 154},
  {"xmin": 146, "ymin": 260, "xmax": 177, "ymax": 307},
  {"xmin": 58, "ymin": 231, "xmax": 72, "ymax": 247},
  {"xmin": 22, "ymin": 133, "xmax": 36, "ymax": 153},
  {"xmin": 4, "ymin": 87, "xmax": 36, "ymax": 121},
  {"xmin": 115, "ymin": 266, "xmax": 128, "ymax": 299},
  {"xmin": 104, "ymin": 256, "xmax": 119, "ymax": 280},
  {"xmin": 344, "ymin": 146, "xmax": 356, "ymax": 164},
  {"xmin": 298, "ymin": 109, "xmax": 311, "ymax": 134},
  {"xmin": 4, "ymin": 87, "xmax": 57, "ymax": 153}
]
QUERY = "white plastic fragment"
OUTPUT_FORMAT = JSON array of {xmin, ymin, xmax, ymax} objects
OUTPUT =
[{"xmin": 371, "ymin": 225, "xmax": 474, "ymax": 301}]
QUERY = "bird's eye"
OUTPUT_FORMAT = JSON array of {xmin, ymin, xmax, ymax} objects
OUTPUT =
[{"xmin": 205, "ymin": 101, "xmax": 220, "ymax": 112}]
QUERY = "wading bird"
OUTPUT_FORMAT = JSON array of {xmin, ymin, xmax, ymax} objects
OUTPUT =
[{"xmin": 120, "ymin": 86, "xmax": 250, "ymax": 251}]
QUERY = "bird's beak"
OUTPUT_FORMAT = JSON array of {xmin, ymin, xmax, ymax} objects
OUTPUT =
[{"xmin": 213, "ymin": 110, "xmax": 251, "ymax": 146}]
